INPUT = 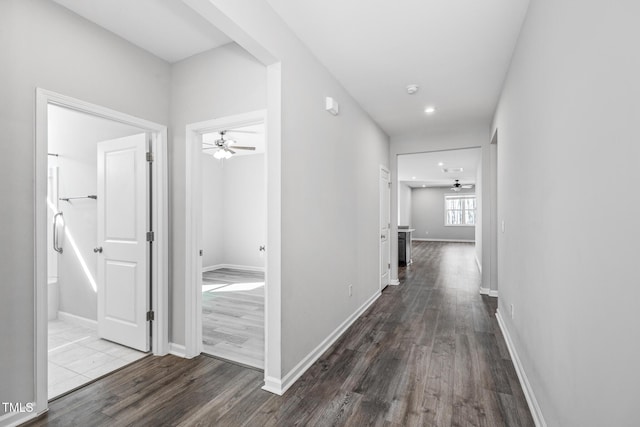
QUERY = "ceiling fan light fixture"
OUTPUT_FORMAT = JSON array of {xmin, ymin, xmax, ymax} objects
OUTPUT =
[{"xmin": 213, "ymin": 149, "xmax": 232, "ymax": 160}]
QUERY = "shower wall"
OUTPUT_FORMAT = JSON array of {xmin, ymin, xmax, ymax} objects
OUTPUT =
[{"xmin": 48, "ymin": 105, "xmax": 143, "ymax": 321}]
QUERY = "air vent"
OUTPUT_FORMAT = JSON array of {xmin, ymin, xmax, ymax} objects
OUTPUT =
[{"xmin": 442, "ymin": 167, "xmax": 464, "ymax": 173}]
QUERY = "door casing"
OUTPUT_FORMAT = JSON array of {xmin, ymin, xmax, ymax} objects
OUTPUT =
[
  {"xmin": 184, "ymin": 109, "xmax": 281, "ymax": 389},
  {"xmin": 380, "ymin": 166, "xmax": 391, "ymax": 290},
  {"xmin": 34, "ymin": 88, "xmax": 169, "ymax": 416}
]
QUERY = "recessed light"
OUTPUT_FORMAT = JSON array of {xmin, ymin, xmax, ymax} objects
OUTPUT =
[
  {"xmin": 412, "ymin": 176, "xmax": 417, "ymax": 180},
  {"xmin": 425, "ymin": 106, "xmax": 436, "ymax": 114},
  {"xmin": 438, "ymin": 162, "xmax": 444, "ymax": 166},
  {"xmin": 422, "ymin": 184, "xmax": 426, "ymax": 188}
]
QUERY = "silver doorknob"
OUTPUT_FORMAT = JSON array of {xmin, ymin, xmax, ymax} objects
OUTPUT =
[{"xmin": 93, "ymin": 247, "xmax": 103, "ymax": 253}]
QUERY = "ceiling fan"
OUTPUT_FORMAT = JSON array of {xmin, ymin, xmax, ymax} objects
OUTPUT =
[
  {"xmin": 451, "ymin": 179, "xmax": 473, "ymax": 192},
  {"xmin": 203, "ymin": 130, "xmax": 256, "ymax": 159}
]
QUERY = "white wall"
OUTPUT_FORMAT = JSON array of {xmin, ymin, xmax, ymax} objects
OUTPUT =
[
  {"xmin": 202, "ymin": 153, "xmax": 266, "ymax": 270},
  {"xmin": 474, "ymin": 157, "xmax": 483, "ymax": 270},
  {"xmin": 0, "ymin": 0, "xmax": 170, "ymax": 416},
  {"xmin": 411, "ymin": 187, "xmax": 475, "ymax": 241},
  {"xmin": 397, "ymin": 183, "xmax": 412, "ymax": 226},
  {"xmin": 222, "ymin": 154, "xmax": 266, "ymax": 268},
  {"xmin": 49, "ymin": 105, "xmax": 143, "ymax": 321},
  {"xmin": 170, "ymin": 41, "xmax": 267, "ymax": 346},
  {"xmin": 201, "ymin": 154, "xmax": 224, "ymax": 268},
  {"xmin": 492, "ymin": 0, "xmax": 640, "ymax": 425},
  {"xmin": 390, "ymin": 124, "xmax": 492, "ymax": 290}
]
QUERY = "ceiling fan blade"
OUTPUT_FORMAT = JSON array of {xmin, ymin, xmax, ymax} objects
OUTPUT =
[
  {"xmin": 226, "ymin": 148, "xmax": 236, "ymax": 154},
  {"xmin": 225, "ymin": 129, "xmax": 261, "ymax": 134},
  {"xmin": 202, "ymin": 146, "xmax": 219, "ymax": 151},
  {"xmin": 232, "ymin": 146, "xmax": 256, "ymax": 150},
  {"xmin": 461, "ymin": 184, "xmax": 474, "ymax": 188}
]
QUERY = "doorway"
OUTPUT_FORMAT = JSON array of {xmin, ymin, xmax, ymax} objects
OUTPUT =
[
  {"xmin": 395, "ymin": 148, "xmax": 481, "ymax": 283},
  {"xmin": 184, "ymin": 110, "xmax": 267, "ymax": 370},
  {"xmin": 200, "ymin": 121, "xmax": 266, "ymax": 368},
  {"xmin": 35, "ymin": 89, "xmax": 169, "ymax": 410}
]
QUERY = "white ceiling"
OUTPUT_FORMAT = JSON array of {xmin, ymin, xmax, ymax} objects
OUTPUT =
[
  {"xmin": 398, "ymin": 148, "xmax": 481, "ymax": 188},
  {"xmin": 202, "ymin": 123, "xmax": 265, "ymax": 158},
  {"xmin": 52, "ymin": 0, "xmax": 530, "ymax": 137},
  {"xmin": 266, "ymin": 0, "xmax": 530, "ymax": 136},
  {"xmin": 52, "ymin": 0, "xmax": 232, "ymax": 63}
]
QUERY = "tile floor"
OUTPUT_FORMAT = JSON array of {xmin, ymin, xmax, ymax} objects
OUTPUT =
[{"xmin": 48, "ymin": 319, "xmax": 147, "ymax": 399}]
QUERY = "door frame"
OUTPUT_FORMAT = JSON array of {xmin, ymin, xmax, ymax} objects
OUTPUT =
[
  {"xmin": 183, "ymin": 110, "xmax": 270, "ymax": 361},
  {"xmin": 390, "ymin": 145, "xmax": 490, "ymax": 287},
  {"xmin": 379, "ymin": 165, "xmax": 391, "ymax": 290},
  {"xmin": 34, "ymin": 88, "xmax": 169, "ymax": 414}
]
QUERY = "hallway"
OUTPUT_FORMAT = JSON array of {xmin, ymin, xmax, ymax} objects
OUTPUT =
[{"xmin": 27, "ymin": 242, "xmax": 533, "ymax": 426}]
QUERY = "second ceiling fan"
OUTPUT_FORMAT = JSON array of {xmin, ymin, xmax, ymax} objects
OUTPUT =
[{"xmin": 451, "ymin": 179, "xmax": 473, "ymax": 192}]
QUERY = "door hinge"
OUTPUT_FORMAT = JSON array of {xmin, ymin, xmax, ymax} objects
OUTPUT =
[
  {"xmin": 146, "ymin": 152, "xmax": 154, "ymax": 162},
  {"xmin": 388, "ymin": 263, "xmax": 391, "ymax": 269},
  {"xmin": 388, "ymin": 181, "xmax": 391, "ymax": 188},
  {"xmin": 199, "ymin": 249, "xmax": 203, "ymax": 256},
  {"xmin": 146, "ymin": 310, "xmax": 155, "ymax": 321},
  {"xmin": 146, "ymin": 231, "xmax": 154, "ymax": 242}
]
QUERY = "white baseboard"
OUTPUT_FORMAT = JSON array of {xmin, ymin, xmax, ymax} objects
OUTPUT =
[
  {"xmin": 168, "ymin": 342, "xmax": 187, "ymax": 358},
  {"xmin": 412, "ymin": 238, "xmax": 475, "ymax": 243},
  {"xmin": 262, "ymin": 376, "xmax": 284, "ymax": 395},
  {"xmin": 203, "ymin": 264, "xmax": 265, "ymax": 273},
  {"xmin": 475, "ymin": 255, "xmax": 482, "ymax": 273},
  {"xmin": 495, "ymin": 310, "xmax": 546, "ymax": 427},
  {"xmin": 0, "ymin": 409, "xmax": 39, "ymax": 427},
  {"xmin": 389, "ymin": 279, "xmax": 400, "ymax": 286},
  {"xmin": 479, "ymin": 287, "xmax": 499, "ymax": 298},
  {"xmin": 264, "ymin": 290, "xmax": 381, "ymax": 395},
  {"xmin": 57, "ymin": 311, "xmax": 97, "ymax": 330}
]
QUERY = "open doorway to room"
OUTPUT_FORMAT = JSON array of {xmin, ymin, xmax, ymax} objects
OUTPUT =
[
  {"xmin": 46, "ymin": 104, "xmax": 149, "ymax": 399},
  {"xmin": 36, "ymin": 91, "xmax": 168, "ymax": 407},
  {"xmin": 199, "ymin": 121, "xmax": 266, "ymax": 369},
  {"xmin": 184, "ymin": 110, "xmax": 267, "ymax": 370},
  {"xmin": 396, "ymin": 148, "xmax": 481, "ymax": 278}
]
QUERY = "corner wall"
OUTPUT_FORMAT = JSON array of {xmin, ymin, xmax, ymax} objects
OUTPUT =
[
  {"xmin": 169, "ymin": 42, "xmax": 267, "ymax": 345},
  {"xmin": 492, "ymin": 0, "xmax": 640, "ymax": 424},
  {"xmin": 185, "ymin": 0, "xmax": 390, "ymax": 378}
]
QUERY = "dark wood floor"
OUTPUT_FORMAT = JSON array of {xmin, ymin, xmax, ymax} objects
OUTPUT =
[{"xmin": 26, "ymin": 242, "xmax": 533, "ymax": 427}]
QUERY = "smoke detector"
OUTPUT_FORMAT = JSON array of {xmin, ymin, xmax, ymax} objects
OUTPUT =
[{"xmin": 406, "ymin": 84, "xmax": 419, "ymax": 95}]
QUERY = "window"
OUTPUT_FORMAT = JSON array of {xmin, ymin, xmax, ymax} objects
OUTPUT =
[{"xmin": 444, "ymin": 194, "xmax": 476, "ymax": 226}]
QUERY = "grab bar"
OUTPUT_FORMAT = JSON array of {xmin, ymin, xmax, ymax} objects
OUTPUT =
[{"xmin": 53, "ymin": 212, "xmax": 63, "ymax": 254}]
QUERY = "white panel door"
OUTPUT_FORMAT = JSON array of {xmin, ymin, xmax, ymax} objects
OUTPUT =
[
  {"xmin": 380, "ymin": 167, "xmax": 391, "ymax": 290},
  {"xmin": 97, "ymin": 133, "xmax": 149, "ymax": 352}
]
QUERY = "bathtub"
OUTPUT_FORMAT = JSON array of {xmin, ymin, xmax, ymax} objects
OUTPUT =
[{"xmin": 48, "ymin": 277, "xmax": 59, "ymax": 321}]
